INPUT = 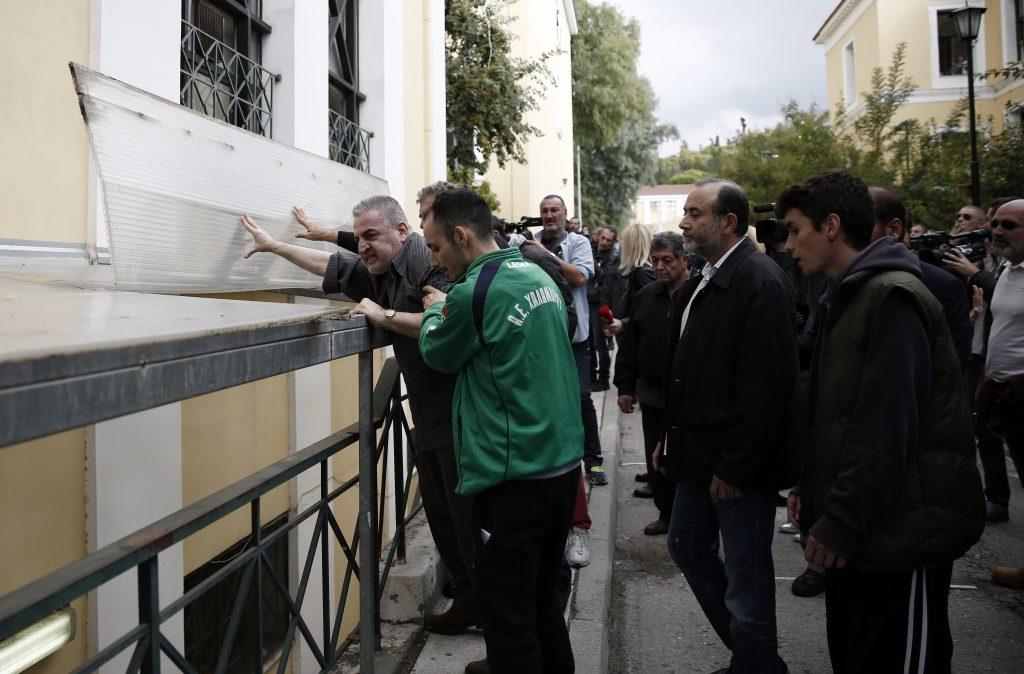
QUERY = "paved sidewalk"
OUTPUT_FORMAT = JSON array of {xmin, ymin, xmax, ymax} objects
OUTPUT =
[
  {"xmin": 409, "ymin": 387, "xmax": 619, "ymax": 674},
  {"xmin": 608, "ymin": 404, "xmax": 1024, "ymax": 673}
]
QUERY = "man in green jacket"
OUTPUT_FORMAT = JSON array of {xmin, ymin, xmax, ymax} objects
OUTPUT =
[
  {"xmin": 777, "ymin": 169, "xmax": 984, "ymax": 673},
  {"xmin": 419, "ymin": 188, "xmax": 582, "ymax": 674}
]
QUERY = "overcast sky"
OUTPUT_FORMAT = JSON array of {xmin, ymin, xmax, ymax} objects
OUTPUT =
[{"xmin": 603, "ymin": 0, "xmax": 839, "ymax": 155}]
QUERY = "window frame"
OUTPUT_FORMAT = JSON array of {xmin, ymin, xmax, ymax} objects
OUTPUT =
[
  {"xmin": 842, "ymin": 38, "xmax": 857, "ymax": 106},
  {"xmin": 928, "ymin": 1, "xmax": 988, "ymax": 89},
  {"xmin": 329, "ymin": 0, "xmax": 365, "ymax": 125}
]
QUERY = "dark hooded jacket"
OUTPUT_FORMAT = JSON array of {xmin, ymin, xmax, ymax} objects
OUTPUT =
[{"xmin": 800, "ymin": 237, "xmax": 984, "ymax": 571}]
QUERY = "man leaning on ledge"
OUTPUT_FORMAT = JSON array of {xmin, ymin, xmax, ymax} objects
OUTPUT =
[{"xmin": 238, "ymin": 187, "xmax": 480, "ymax": 635}]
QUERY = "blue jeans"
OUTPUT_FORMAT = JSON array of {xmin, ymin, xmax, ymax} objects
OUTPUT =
[
  {"xmin": 667, "ymin": 481, "xmax": 781, "ymax": 673},
  {"xmin": 572, "ymin": 340, "xmax": 602, "ymax": 468}
]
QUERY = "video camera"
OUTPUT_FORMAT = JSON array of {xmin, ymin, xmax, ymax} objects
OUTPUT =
[
  {"xmin": 913, "ymin": 229, "xmax": 990, "ymax": 266},
  {"xmin": 752, "ymin": 203, "xmax": 788, "ymax": 246},
  {"xmin": 492, "ymin": 216, "xmax": 542, "ymax": 236}
]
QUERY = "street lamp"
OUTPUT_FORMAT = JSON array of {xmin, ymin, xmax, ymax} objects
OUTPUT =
[{"xmin": 950, "ymin": 2, "xmax": 987, "ymax": 206}]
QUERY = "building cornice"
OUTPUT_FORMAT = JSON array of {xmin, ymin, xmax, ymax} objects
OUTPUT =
[{"xmin": 814, "ymin": 0, "xmax": 872, "ymax": 46}]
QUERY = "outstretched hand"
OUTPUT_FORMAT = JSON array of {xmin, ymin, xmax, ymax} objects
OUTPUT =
[
  {"xmin": 292, "ymin": 207, "xmax": 334, "ymax": 242},
  {"xmin": 240, "ymin": 214, "xmax": 279, "ymax": 259}
]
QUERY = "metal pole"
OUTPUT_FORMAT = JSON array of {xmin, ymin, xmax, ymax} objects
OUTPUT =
[
  {"xmin": 357, "ymin": 352, "xmax": 377, "ymax": 673},
  {"xmin": 251, "ymin": 500, "xmax": 263, "ymax": 674},
  {"xmin": 575, "ymin": 144, "xmax": 583, "ymax": 223},
  {"xmin": 966, "ymin": 44, "xmax": 981, "ymax": 207},
  {"xmin": 138, "ymin": 557, "xmax": 161, "ymax": 674},
  {"xmin": 392, "ymin": 381, "xmax": 406, "ymax": 563}
]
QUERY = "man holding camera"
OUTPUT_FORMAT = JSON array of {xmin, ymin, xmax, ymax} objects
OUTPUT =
[
  {"xmin": 419, "ymin": 188, "xmax": 582, "ymax": 674},
  {"xmin": 238, "ymin": 194, "xmax": 479, "ymax": 635},
  {"xmin": 527, "ymin": 195, "xmax": 607, "ymax": 487}
]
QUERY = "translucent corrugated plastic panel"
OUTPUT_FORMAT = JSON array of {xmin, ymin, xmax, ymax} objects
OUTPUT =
[{"xmin": 70, "ymin": 63, "xmax": 388, "ymax": 293}]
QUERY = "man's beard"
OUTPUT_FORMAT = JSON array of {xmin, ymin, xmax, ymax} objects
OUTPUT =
[
  {"xmin": 992, "ymin": 238, "xmax": 1024, "ymax": 260},
  {"xmin": 683, "ymin": 222, "xmax": 726, "ymax": 259}
]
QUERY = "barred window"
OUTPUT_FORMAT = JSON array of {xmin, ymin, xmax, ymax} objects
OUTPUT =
[
  {"xmin": 181, "ymin": 0, "xmax": 276, "ymax": 137},
  {"xmin": 328, "ymin": 0, "xmax": 371, "ymax": 171}
]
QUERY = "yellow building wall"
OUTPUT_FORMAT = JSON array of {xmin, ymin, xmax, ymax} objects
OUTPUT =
[
  {"xmin": 0, "ymin": 0, "xmax": 91, "ymax": 244},
  {"xmin": 180, "ymin": 292, "xmax": 291, "ymax": 574},
  {"xmin": 402, "ymin": 0, "xmax": 430, "ymax": 218},
  {"xmin": 0, "ymin": 430, "xmax": 89, "ymax": 674},
  {"xmin": 825, "ymin": 0, "xmax": 1024, "ymax": 132},
  {"xmin": 484, "ymin": 2, "xmax": 576, "ymax": 220}
]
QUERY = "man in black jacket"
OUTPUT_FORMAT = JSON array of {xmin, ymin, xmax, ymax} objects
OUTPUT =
[
  {"xmin": 589, "ymin": 227, "xmax": 619, "ymax": 390},
  {"xmin": 779, "ymin": 170, "xmax": 983, "ymax": 673},
  {"xmin": 615, "ymin": 232, "xmax": 688, "ymax": 536},
  {"xmin": 655, "ymin": 178, "xmax": 801, "ymax": 674}
]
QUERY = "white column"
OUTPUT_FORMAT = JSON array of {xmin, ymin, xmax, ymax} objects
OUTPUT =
[
  {"xmin": 360, "ymin": 0, "xmax": 406, "ymax": 195},
  {"xmin": 288, "ymin": 307, "xmax": 335, "ymax": 674},
  {"xmin": 427, "ymin": 0, "xmax": 448, "ymax": 182},
  {"xmin": 87, "ymin": 405, "xmax": 184, "ymax": 673},
  {"xmin": 87, "ymin": 0, "xmax": 180, "ymax": 254},
  {"xmin": 85, "ymin": 4, "xmax": 184, "ymax": 670},
  {"xmin": 260, "ymin": 5, "xmax": 334, "ymax": 670},
  {"xmin": 261, "ymin": 0, "xmax": 329, "ymax": 153}
]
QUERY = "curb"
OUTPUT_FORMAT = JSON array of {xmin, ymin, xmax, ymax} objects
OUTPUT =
[{"xmin": 567, "ymin": 387, "xmax": 620, "ymax": 674}]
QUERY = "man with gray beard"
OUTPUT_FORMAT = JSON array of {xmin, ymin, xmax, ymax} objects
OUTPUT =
[{"xmin": 654, "ymin": 179, "xmax": 801, "ymax": 673}]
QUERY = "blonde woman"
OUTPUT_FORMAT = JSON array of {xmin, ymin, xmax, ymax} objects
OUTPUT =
[{"xmin": 603, "ymin": 223, "xmax": 656, "ymax": 338}]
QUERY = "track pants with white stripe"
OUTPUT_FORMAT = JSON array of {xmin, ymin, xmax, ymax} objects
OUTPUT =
[{"xmin": 825, "ymin": 561, "xmax": 954, "ymax": 674}]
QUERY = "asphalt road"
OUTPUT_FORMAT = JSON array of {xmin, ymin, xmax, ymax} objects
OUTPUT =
[{"xmin": 607, "ymin": 407, "xmax": 1024, "ymax": 674}]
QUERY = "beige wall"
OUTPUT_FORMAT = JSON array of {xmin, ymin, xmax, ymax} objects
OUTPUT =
[
  {"xmin": 403, "ymin": 0, "xmax": 429, "ymax": 217},
  {"xmin": 484, "ymin": 2, "xmax": 577, "ymax": 220},
  {"xmin": 0, "ymin": 0, "xmax": 91, "ymax": 244},
  {"xmin": 824, "ymin": 0, "xmax": 1024, "ymax": 133},
  {"xmin": 0, "ymin": 430, "xmax": 88, "ymax": 674}
]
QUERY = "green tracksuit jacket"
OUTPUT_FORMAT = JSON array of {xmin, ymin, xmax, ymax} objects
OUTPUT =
[{"xmin": 419, "ymin": 247, "xmax": 583, "ymax": 495}]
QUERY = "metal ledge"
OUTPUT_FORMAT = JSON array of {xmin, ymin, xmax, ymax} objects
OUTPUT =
[{"xmin": 0, "ymin": 280, "xmax": 390, "ymax": 448}]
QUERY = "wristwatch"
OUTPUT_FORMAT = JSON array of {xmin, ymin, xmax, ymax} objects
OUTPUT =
[{"xmin": 383, "ymin": 309, "xmax": 396, "ymax": 331}]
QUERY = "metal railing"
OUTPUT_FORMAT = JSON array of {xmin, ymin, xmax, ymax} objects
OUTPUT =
[
  {"xmin": 328, "ymin": 110, "xmax": 372, "ymax": 173},
  {"xmin": 0, "ymin": 355, "xmax": 419, "ymax": 673},
  {"xmin": 180, "ymin": 19, "xmax": 276, "ymax": 137}
]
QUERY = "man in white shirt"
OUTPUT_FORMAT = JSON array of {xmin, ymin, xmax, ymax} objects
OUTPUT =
[{"xmin": 976, "ymin": 199, "xmax": 1024, "ymax": 588}]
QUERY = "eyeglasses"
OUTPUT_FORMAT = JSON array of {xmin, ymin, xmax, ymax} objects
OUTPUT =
[
  {"xmin": 991, "ymin": 219, "xmax": 1020, "ymax": 231},
  {"xmin": 955, "ymin": 212, "xmax": 977, "ymax": 221}
]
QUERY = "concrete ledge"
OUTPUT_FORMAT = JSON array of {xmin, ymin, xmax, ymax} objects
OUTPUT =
[
  {"xmin": 379, "ymin": 516, "xmax": 446, "ymax": 623},
  {"xmin": 567, "ymin": 387, "xmax": 619, "ymax": 673}
]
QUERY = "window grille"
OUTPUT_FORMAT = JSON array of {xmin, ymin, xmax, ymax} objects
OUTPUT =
[{"xmin": 180, "ymin": 0, "xmax": 275, "ymax": 137}]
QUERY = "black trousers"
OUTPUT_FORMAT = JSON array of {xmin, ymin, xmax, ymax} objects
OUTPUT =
[
  {"xmin": 825, "ymin": 562, "xmax": 954, "ymax": 674},
  {"xmin": 639, "ymin": 403, "xmax": 674, "ymax": 521},
  {"xmin": 414, "ymin": 445, "xmax": 476, "ymax": 602},
  {"xmin": 474, "ymin": 470, "xmax": 577, "ymax": 674}
]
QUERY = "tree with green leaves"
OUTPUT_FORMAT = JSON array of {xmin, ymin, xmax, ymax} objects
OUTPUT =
[
  {"xmin": 572, "ymin": 1, "xmax": 674, "ymax": 230},
  {"xmin": 445, "ymin": 0, "xmax": 549, "ymax": 208}
]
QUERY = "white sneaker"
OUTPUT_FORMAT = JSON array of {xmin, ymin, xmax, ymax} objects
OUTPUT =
[
  {"xmin": 565, "ymin": 527, "xmax": 591, "ymax": 568},
  {"xmin": 778, "ymin": 521, "xmax": 798, "ymax": 535}
]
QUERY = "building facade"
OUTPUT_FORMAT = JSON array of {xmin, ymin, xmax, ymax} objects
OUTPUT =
[
  {"xmin": 815, "ymin": 0, "xmax": 1024, "ymax": 132},
  {"xmin": 633, "ymin": 184, "xmax": 695, "ymax": 231},
  {"xmin": 0, "ymin": 1, "xmax": 445, "ymax": 672},
  {"xmin": 484, "ymin": 0, "xmax": 579, "ymax": 221}
]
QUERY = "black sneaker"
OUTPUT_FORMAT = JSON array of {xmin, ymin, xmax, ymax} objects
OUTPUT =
[
  {"xmin": 633, "ymin": 484, "xmax": 654, "ymax": 498},
  {"xmin": 635, "ymin": 472, "xmax": 651, "ymax": 483},
  {"xmin": 792, "ymin": 567, "xmax": 825, "ymax": 597}
]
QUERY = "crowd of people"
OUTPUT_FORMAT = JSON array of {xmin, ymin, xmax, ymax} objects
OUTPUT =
[{"xmin": 238, "ymin": 170, "xmax": 1024, "ymax": 673}]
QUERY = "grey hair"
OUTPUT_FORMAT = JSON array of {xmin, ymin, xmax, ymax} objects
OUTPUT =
[
  {"xmin": 352, "ymin": 195, "xmax": 408, "ymax": 229},
  {"xmin": 416, "ymin": 180, "xmax": 460, "ymax": 203}
]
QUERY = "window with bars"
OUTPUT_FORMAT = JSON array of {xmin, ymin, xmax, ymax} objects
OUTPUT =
[
  {"xmin": 180, "ymin": 0, "xmax": 276, "ymax": 137},
  {"xmin": 328, "ymin": 0, "xmax": 371, "ymax": 172},
  {"xmin": 183, "ymin": 514, "xmax": 290, "ymax": 673}
]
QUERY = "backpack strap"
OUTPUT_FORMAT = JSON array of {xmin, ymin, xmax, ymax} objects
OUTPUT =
[{"xmin": 472, "ymin": 259, "xmax": 504, "ymax": 347}]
